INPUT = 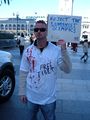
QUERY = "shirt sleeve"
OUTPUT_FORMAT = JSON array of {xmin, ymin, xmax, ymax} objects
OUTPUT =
[
  {"xmin": 18, "ymin": 70, "xmax": 28, "ymax": 95},
  {"xmin": 20, "ymin": 49, "xmax": 30, "ymax": 72},
  {"xmin": 57, "ymin": 49, "xmax": 72, "ymax": 73}
]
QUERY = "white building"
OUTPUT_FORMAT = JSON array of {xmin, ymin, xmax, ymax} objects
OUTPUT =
[
  {"xmin": 81, "ymin": 17, "xmax": 90, "ymax": 41},
  {"xmin": 0, "ymin": 17, "xmax": 35, "ymax": 36},
  {"xmin": 58, "ymin": 0, "xmax": 90, "ymax": 42},
  {"xmin": 59, "ymin": 0, "xmax": 74, "ymax": 15}
]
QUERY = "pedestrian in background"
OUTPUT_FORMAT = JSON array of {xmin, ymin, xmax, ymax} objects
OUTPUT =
[
  {"xmin": 19, "ymin": 20, "xmax": 72, "ymax": 120},
  {"xmin": 19, "ymin": 33, "xmax": 25, "ymax": 56},
  {"xmin": 29, "ymin": 34, "xmax": 33, "ymax": 45},
  {"xmin": 71, "ymin": 42, "xmax": 78, "ymax": 52},
  {"xmin": 30, "ymin": 33, "xmax": 36, "ymax": 45},
  {"xmin": 80, "ymin": 39, "xmax": 88, "ymax": 63}
]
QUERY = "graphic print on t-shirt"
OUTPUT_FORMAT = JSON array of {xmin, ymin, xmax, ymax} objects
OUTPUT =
[{"xmin": 26, "ymin": 47, "xmax": 55, "ymax": 89}]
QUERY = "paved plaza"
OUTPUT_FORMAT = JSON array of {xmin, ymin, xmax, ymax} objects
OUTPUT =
[{"xmin": 0, "ymin": 45, "xmax": 90, "ymax": 120}]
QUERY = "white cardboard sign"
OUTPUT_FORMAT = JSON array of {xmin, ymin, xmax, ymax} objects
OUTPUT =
[{"xmin": 47, "ymin": 14, "xmax": 82, "ymax": 43}]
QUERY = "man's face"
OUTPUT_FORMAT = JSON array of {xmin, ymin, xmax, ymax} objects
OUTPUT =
[{"xmin": 34, "ymin": 23, "xmax": 47, "ymax": 40}]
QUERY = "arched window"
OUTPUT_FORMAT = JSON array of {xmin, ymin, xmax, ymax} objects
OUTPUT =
[
  {"xmin": 1, "ymin": 24, "xmax": 4, "ymax": 30},
  {"xmin": 9, "ymin": 24, "xmax": 12, "ymax": 30},
  {"xmin": 17, "ymin": 24, "xmax": 20, "ymax": 30},
  {"xmin": 13, "ymin": 24, "xmax": 16, "ymax": 30},
  {"xmin": 30, "ymin": 24, "xmax": 34, "ymax": 32},
  {"xmin": 21, "ymin": 24, "xmax": 25, "ymax": 30},
  {"xmin": 5, "ymin": 24, "xmax": 8, "ymax": 30},
  {"xmin": 30, "ymin": 24, "xmax": 33, "ymax": 28}
]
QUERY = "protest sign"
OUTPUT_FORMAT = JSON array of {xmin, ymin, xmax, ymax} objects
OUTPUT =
[{"xmin": 47, "ymin": 14, "xmax": 82, "ymax": 43}]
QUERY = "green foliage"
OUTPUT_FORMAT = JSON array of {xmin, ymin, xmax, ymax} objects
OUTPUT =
[
  {"xmin": 4, "ymin": 0, "xmax": 10, "ymax": 4},
  {"xmin": 0, "ymin": 0, "xmax": 11, "ymax": 5}
]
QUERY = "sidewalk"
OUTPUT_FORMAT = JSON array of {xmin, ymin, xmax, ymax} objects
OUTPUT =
[{"xmin": 55, "ymin": 47, "xmax": 90, "ymax": 120}]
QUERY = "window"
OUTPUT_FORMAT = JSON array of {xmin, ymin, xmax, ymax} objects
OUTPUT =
[
  {"xmin": 21, "ymin": 24, "xmax": 25, "ymax": 30},
  {"xmin": 13, "ymin": 24, "xmax": 16, "ymax": 30},
  {"xmin": 1, "ymin": 24, "xmax": 4, "ymax": 30},
  {"xmin": 9, "ymin": 24, "xmax": 12, "ymax": 30}
]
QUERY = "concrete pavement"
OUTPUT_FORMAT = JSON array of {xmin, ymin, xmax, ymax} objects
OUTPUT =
[{"xmin": 0, "ymin": 45, "xmax": 90, "ymax": 120}]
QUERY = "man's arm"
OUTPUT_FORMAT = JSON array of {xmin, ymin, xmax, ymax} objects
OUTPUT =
[
  {"xmin": 57, "ymin": 40, "xmax": 72, "ymax": 73},
  {"xmin": 60, "ymin": 49, "xmax": 72, "ymax": 73},
  {"xmin": 19, "ymin": 70, "xmax": 28, "ymax": 103}
]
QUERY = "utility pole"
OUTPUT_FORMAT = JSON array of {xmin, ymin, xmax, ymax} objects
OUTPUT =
[
  {"xmin": 16, "ymin": 14, "xmax": 19, "ymax": 38},
  {"xmin": 26, "ymin": 21, "xmax": 29, "ymax": 36},
  {"xmin": 71, "ymin": 0, "xmax": 74, "ymax": 15}
]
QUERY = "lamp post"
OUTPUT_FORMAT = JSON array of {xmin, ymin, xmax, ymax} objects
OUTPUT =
[
  {"xmin": 16, "ymin": 14, "xmax": 19, "ymax": 38},
  {"xmin": 26, "ymin": 21, "xmax": 29, "ymax": 36},
  {"xmin": 71, "ymin": 0, "xmax": 74, "ymax": 15}
]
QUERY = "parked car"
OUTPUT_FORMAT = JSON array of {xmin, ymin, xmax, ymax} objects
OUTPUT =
[
  {"xmin": 0, "ymin": 32, "xmax": 17, "ymax": 48},
  {"xmin": 0, "ymin": 50, "xmax": 15, "ymax": 103}
]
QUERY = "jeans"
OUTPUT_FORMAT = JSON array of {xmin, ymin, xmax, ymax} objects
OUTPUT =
[
  {"xmin": 27, "ymin": 101, "xmax": 56, "ymax": 120},
  {"xmin": 81, "ymin": 52, "xmax": 88, "ymax": 61},
  {"xmin": 19, "ymin": 45, "xmax": 24, "ymax": 56}
]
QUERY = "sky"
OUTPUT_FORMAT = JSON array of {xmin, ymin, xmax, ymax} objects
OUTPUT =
[{"xmin": 0, "ymin": 0, "xmax": 90, "ymax": 19}]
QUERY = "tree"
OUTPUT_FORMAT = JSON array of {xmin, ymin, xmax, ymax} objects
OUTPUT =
[{"xmin": 0, "ymin": 0, "xmax": 11, "ymax": 6}]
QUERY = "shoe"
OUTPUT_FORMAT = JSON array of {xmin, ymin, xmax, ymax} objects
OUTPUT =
[
  {"xmin": 84, "ymin": 59, "xmax": 87, "ymax": 63},
  {"xmin": 80, "ymin": 57, "xmax": 82, "ymax": 60}
]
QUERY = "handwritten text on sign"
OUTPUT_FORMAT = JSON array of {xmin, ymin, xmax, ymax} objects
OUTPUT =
[{"xmin": 47, "ymin": 15, "xmax": 82, "ymax": 43}]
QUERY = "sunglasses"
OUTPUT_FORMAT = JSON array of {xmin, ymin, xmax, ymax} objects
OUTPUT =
[{"xmin": 34, "ymin": 28, "xmax": 46, "ymax": 32}]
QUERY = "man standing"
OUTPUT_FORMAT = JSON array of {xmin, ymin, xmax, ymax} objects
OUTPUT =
[
  {"xmin": 18, "ymin": 33, "xmax": 25, "ymax": 56},
  {"xmin": 19, "ymin": 20, "xmax": 72, "ymax": 120}
]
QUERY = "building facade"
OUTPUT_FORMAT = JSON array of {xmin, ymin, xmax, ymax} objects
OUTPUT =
[
  {"xmin": 59, "ymin": 0, "xmax": 74, "ymax": 15},
  {"xmin": 81, "ymin": 17, "xmax": 90, "ymax": 41},
  {"xmin": 0, "ymin": 16, "xmax": 90, "ymax": 42},
  {"xmin": 0, "ymin": 17, "xmax": 35, "ymax": 36}
]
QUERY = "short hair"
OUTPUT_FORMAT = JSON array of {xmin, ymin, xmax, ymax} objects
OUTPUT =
[
  {"xmin": 21, "ymin": 33, "xmax": 24, "ymax": 37},
  {"xmin": 36, "ymin": 20, "xmax": 47, "ymax": 26}
]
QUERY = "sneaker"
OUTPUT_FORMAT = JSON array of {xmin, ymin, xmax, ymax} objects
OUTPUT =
[
  {"xmin": 84, "ymin": 59, "xmax": 87, "ymax": 63},
  {"xmin": 80, "ymin": 57, "xmax": 82, "ymax": 60}
]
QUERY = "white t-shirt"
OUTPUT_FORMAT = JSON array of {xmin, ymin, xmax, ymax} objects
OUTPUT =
[
  {"xmin": 20, "ymin": 42, "xmax": 63, "ymax": 104},
  {"xmin": 19, "ymin": 37, "xmax": 25, "ymax": 46},
  {"xmin": 83, "ymin": 42, "xmax": 88, "ymax": 53}
]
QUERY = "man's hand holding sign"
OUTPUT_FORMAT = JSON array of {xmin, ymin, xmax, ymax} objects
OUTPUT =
[{"xmin": 57, "ymin": 39, "xmax": 66, "ymax": 50}]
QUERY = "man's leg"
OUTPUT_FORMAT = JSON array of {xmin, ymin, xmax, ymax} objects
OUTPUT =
[
  {"xmin": 20, "ymin": 46, "xmax": 24, "ymax": 56},
  {"xmin": 85, "ymin": 52, "xmax": 88, "ymax": 61},
  {"xmin": 84, "ymin": 53, "xmax": 88, "ymax": 63},
  {"xmin": 27, "ymin": 101, "xmax": 39, "ymax": 120},
  {"xmin": 81, "ymin": 54, "xmax": 85, "ymax": 60},
  {"xmin": 40, "ymin": 101, "xmax": 56, "ymax": 120}
]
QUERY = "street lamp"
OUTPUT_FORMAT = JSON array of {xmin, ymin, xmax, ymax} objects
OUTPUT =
[
  {"xmin": 71, "ymin": 0, "xmax": 74, "ymax": 15},
  {"xmin": 16, "ymin": 14, "xmax": 19, "ymax": 38},
  {"xmin": 26, "ymin": 21, "xmax": 29, "ymax": 36}
]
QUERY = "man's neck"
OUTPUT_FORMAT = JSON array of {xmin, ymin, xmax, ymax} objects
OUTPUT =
[
  {"xmin": 34, "ymin": 39, "xmax": 48, "ymax": 51},
  {"xmin": 36, "ymin": 39, "xmax": 47, "ymax": 49}
]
